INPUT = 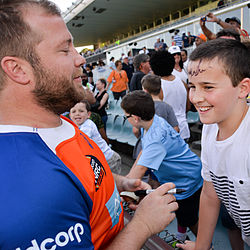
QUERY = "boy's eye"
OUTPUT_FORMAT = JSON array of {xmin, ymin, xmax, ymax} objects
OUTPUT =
[
  {"xmin": 188, "ymin": 85, "xmax": 195, "ymax": 89},
  {"xmin": 204, "ymin": 86, "xmax": 213, "ymax": 90}
]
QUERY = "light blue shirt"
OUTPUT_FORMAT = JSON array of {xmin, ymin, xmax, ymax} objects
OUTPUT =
[{"xmin": 138, "ymin": 115, "xmax": 203, "ymax": 200}]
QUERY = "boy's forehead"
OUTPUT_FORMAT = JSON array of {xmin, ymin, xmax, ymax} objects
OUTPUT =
[{"xmin": 188, "ymin": 58, "xmax": 223, "ymax": 76}]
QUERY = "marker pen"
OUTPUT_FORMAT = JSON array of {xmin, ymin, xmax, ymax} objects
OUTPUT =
[{"xmin": 134, "ymin": 188, "xmax": 186, "ymax": 196}]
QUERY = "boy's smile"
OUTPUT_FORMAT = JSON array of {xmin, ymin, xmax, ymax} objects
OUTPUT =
[{"xmin": 188, "ymin": 58, "xmax": 243, "ymax": 129}]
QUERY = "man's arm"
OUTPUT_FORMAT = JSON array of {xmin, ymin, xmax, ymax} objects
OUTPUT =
[
  {"xmin": 199, "ymin": 19, "xmax": 216, "ymax": 40},
  {"xmin": 107, "ymin": 182, "xmax": 178, "ymax": 249},
  {"xmin": 177, "ymin": 180, "xmax": 221, "ymax": 250},
  {"xmin": 206, "ymin": 12, "xmax": 236, "ymax": 30}
]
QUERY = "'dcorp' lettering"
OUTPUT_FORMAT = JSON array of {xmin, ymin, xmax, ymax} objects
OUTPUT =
[{"xmin": 16, "ymin": 223, "xmax": 84, "ymax": 250}]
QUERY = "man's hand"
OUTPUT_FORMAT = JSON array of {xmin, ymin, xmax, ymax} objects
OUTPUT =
[
  {"xmin": 132, "ymin": 182, "xmax": 178, "ymax": 236},
  {"xmin": 206, "ymin": 12, "xmax": 219, "ymax": 23},
  {"xmin": 176, "ymin": 240, "xmax": 196, "ymax": 249}
]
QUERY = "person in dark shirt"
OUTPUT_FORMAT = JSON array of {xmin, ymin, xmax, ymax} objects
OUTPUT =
[
  {"xmin": 182, "ymin": 33, "xmax": 189, "ymax": 48},
  {"xmin": 122, "ymin": 55, "xmax": 134, "ymax": 88},
  {"xmin": 130, "ymin": 54, "xmax": 151, "ymax": 91}
]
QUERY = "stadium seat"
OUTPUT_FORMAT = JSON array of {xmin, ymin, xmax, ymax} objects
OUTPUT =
[
  {"xmin": 187, "ymin": 111, "xmax": 199, "ymax": 124},
  {"xmin": 106, "ymin": 114, "xmax": 116, "ymax": 137},
  {"xmin": 116, "ymin": 119, "xmax": 136, "ymax": 143},
  {"xmin": 107, "ymin": 115, "xmax": 125, "ymax": 140},
  {"xmin": 106, "ymin": 100, "xmax": 116, "ymax": 115}
]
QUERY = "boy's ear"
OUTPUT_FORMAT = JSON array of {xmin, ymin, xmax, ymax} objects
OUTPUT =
[
  {"xmin": 87, "ymin": 111, "xmax": 91, "ymax": 118},
  {"xmin": 238, "ymin": 78, "xmax": 250, "ymax": 99},
  {"xmin": 133, "ymin": 115, "xmax": 141, "ymax": 123},
  {"xmin": 1, "ymin": 56, "xmax": 31, "ymax": 85}
]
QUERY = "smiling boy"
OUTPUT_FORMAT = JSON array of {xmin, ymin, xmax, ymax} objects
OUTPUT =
[{"xmin": 177, "ymin": 39, "xmax": 250, "ymax": 249}]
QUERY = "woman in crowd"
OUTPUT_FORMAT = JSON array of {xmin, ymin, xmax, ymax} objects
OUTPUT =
[
  {"xmin": 92, "ymin": 78, "xmax": 109, "ymax": 130},
  {"xmin": 106, "ymin": 60, "xmax": 129, "ymax": 100},
  {"xmin": 168, "ymin": 46, "xmax": 188, "ymax": 84}
]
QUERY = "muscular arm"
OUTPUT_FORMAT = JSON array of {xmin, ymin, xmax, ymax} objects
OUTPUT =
[
  {"xmin": 199, "ymin": 19, "xmax": 216, "ymax": 40},
  {"xmin": 206, "ymin": 12, "xmax": 233, "ymax": 30}
]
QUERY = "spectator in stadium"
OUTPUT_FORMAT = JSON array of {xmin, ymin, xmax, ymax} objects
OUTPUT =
[
  {"xmin": 139, "ymin": 46, "xmax": 149, "ymax": 54},
  {"xmin": 187, "ymin": 31, "xmax": 196, "ymax": 46},
  {"xmin": 217, "ymin": 0, "xmax": 225, "ymax": 8},
  {"xmin": 168, "ymin": 46, "xmax": 188, "ymax": 84},
  {"xmin": 171, "ymin": 35, "xmax": 175, "ymax": 46},
  {"xmin": 216, "ymin": 28, "xmax": 241, "ymax": 41},
  {"xmin": 173, "ymin": 29, "xmax": 183, "ymax": 49},
  {"xmin": 177, "ymin": 38, "xmax": 250, "ymax": 250},
  {"xmin": 91, "ymin": 78, "xmax": 109, "ymax": 130},
  {"xmin": 0, "ymin": 1, "xmax": 178, "ymax": 249},
  {"xmin": 181, "ymin": 49, "xmax": 189, "ymax": 74},
  {"xmin": 122, "ymin": 54, "xmax": 134, "ymax": 88},
  {"xmin": 109, "ymin": 56, "xmax": 116, "ymax": 70},
  {"xmin": 70, "ymin": 100, "xmax": 121, "ymax": 174},
  {"xmin": 150, "ymin": 50, "xmax": 190, "ymax": 141},
  {"xmin": 200, "ymin": 12, "xmax": 249, "ymax": 41},
  {"xmin": 85, "ymin": 64, "xmax": 93, "ymax": 84},
  {"xmin": 130, "ymin": 53, "xmax": 151, "ymax": 91},
  {"xmin": 195, "ymin": 33, "xmax": 206, "ymax": 47},
  {"xmin": 122, "ymin": 91, "xmax": 203, "ymax": 243},
  {"xmin": 127, "ymin": 50, "xmax": 134, "ymax": 66},
  {"xmin": 154, "ymin": 37, "xmax": 163, "ymax": 51},
  {"xmin": 182, "ymin": 32, "xmax": 189, "ymax": 48},
  {"xmin": 181, "ymin": 49, "xmax": 188, "ymax": 63},
  {"xmin": 161, "ymin": 38, "xmax": 168, "ymax": 50},
  {"xmin": 141, "ymin": 74, "xmax": 179, "ymax": 133},
  {"xmin": 106, "ymin": 60, "xmax": 128, "ymax": 100}
]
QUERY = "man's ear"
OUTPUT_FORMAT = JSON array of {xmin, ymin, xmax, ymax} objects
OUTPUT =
[
  {"xmin": 1, "ymin": 56, "xmax": 31, "ymax": 85},
  {"xmin": 238, "ymin": 78, "xmax": 250, "ymax": 99}
]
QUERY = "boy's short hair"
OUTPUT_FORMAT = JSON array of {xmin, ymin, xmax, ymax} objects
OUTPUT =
[
  {"xmin": 189, "ymin": 39, "xmax": 250, "ymax": 87},
  {"xmin": 121, "ymin": 91, "xmax": 155, "ymax": 121},
  {"xmin": 80, "ymin": 100, "xmax": 91, "ymax": 112},
  {"xmin": 149, "ymin": 50, "xmax": 175, "ymax": 77},
  {"xmin": 141, "ymin": 74, "xmax": 161, "ymax": 95}
]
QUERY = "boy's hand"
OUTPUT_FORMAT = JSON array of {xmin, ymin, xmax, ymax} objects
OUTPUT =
[{"xmin": 176, "ymin": 240, "xmax": 196, "ymax": 249}]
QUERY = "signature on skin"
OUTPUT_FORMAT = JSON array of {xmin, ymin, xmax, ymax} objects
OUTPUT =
[{"xmin": 188, "ymin": 59, "xmax": 206, "ymax": 77}]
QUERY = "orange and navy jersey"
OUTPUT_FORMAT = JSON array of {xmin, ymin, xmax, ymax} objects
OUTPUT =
[{"xmin": 0, "ymin": 117, "xmax": 123, "ymax": 249}]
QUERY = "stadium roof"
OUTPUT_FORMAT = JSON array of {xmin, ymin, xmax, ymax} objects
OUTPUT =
[{"xmin": 64, "ymin": 0, "xmax": 200, "ymax": 46}]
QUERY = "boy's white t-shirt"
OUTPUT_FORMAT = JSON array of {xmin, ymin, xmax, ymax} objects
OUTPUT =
[
  {"xmin": 201, "ymin": 105, "xmax": 250, "ymax": 245},
  {"xmin": 161, "ymin": 76, "xmax": 190, "ymax": 139},
  {"xmin": 79, "ymin": 119, "xmax": 113, "ymax": 161}
]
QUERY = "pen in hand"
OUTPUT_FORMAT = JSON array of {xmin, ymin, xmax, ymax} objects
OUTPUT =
[{"xmin": 134, "ymin": 188, "xmax": 186, "ymax": 196}]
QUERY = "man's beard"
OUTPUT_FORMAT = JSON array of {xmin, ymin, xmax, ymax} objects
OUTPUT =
[{"xmin": 32, "ymin": 64, "xmax": 85, "ymax": 115}]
